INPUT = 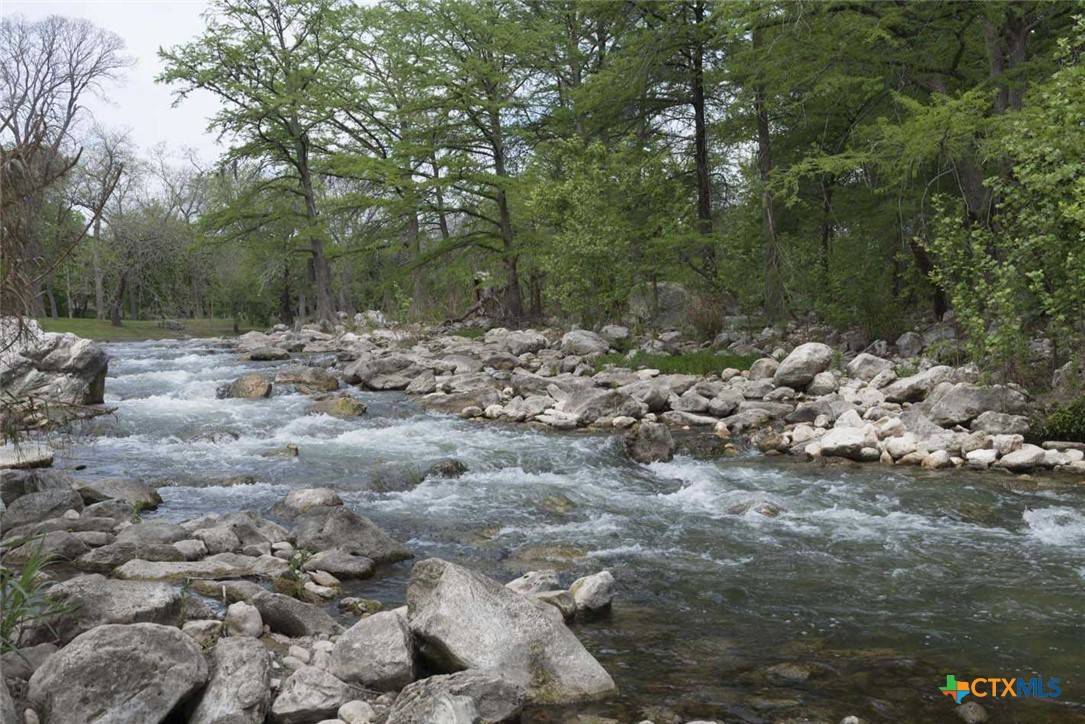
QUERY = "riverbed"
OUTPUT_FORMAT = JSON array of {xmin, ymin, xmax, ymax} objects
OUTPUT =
[{"xmin": 57, "ymin": 339, "xmax": 1085, "ymax": 722}]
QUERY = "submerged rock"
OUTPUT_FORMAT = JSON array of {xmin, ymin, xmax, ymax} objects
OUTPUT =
[
  {"xmin": 293, "ymin": 506, "xmax": 412, "ymax": 564},
  {"xmin": 406, "ymin": 558, "xmax": 616, "ymax": 704},
  {"xmin": 624, "ymin": 421, "xmax": 675, "ymax": 464},
  {"xmin": 219, "ymin": 373, "xmax": 273, "ymax": 399}
]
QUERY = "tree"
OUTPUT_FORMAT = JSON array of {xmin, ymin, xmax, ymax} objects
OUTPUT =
[
  {"xmin": 0, "ymin": 14, "xmax": 129, "ymax": 317},
  {"xmin": 159, "ymin": 0, "xmax": 355, "ymax": 322}
]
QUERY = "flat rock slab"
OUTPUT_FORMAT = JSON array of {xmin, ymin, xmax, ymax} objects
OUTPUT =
[
  {"xmin": 0, "ymin": 443, "xmax": 53, "ymax": 470},
  {"xmin": 114, "ymin": 552, "xmax": 288, "ymax": 582},
  {"xmin": 37, "ymin": 574, "xmax": 182, "ymax": 644}
]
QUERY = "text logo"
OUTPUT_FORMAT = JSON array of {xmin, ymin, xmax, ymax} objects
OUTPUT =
[{"xmin": 940, "ymin": 675, "xmax": 1061, "ymax": 704}]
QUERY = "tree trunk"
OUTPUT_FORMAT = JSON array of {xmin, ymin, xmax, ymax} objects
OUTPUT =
[
  {"xmin": 691, "ymin": 0, "xmax": 715, "ymax": 280},
  {"xmin": 280, "ymin": 266, "xmax": 294, "ymax": 325},
  {"xmin": 294, "ymin": 129, "xmax": 335, "ymax": 323},
  {"xmin": 45, "ymin": 277, "xmax": 59, "ymax": 318},
  {"xmin": 109, "ymin": 271, "xmax": 126, "ymax": 327},
  {"xmin": 754, "ymin": 42, "xmax": 787, "ymax": 322},
  {"xmin": 92, "ymin": 219, "xmax": 105, "ymax": 319},
  {"xmin": 488, "ymin": 110, "xmax": 523, "ymax": 320}
]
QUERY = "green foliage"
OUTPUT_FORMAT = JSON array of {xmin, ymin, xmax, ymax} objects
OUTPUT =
[
  {"xmin": 1, "ymin": 538, "xmax": 76, "ymax": 653},
  {"xmin": 1034, "ymin": 397, "xmax": 1085, "ymax": 444},
  {"xmin": 923, "ymin": 17, "xmax": 1085, "ymax": 373},
  {"xmin": 593, "ymin": 350, "xmax": 758, "ymax": 376}
]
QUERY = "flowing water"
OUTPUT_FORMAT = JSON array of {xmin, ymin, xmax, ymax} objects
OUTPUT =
[{"xmin": 57, "ymin": 340, "xmax": 1085, "ymax": 722}]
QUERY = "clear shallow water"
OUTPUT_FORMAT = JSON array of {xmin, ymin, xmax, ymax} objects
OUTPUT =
[{"xmin": 58, "ymin": 340, "xmax": 1085, "ymax": 722}]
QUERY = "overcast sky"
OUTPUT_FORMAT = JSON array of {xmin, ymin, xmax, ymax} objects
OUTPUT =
[{"xmin": 2, "ymin": 0, "xmax": 225, "ymax": 161}]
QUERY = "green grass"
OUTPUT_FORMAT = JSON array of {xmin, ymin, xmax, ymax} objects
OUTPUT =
[
  {"xmin": 450, "ymin": 328, "xmax": 486, "ymax": 339},
  {"xmin": 36, "ymin": 317, "xmax": 257, "ymax": 341},
  {"xmin": 593, "ymin": 349, "xmax": 759, "ymax": 375}
]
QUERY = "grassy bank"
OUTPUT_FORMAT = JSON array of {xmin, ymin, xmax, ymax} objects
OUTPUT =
[
  {"xmin": 36, "ymin": 317, "xmax": 257, "ymax": 341},
  {"xmin": 594, "ymin": 349, "xmax": 759, "ymax": 375}
]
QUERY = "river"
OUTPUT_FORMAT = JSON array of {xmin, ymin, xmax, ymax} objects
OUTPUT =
[{"xmin": 56, "ymin": 340, "xmax": 1085, "ymax": 722}]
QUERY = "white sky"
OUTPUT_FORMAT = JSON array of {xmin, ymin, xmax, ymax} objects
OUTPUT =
[{"xmin": 0, "ymin": 0, "xmax": 225, "ymax": 161}]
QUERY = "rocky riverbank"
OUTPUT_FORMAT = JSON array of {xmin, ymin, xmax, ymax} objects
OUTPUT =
[
  {"xmin": 228, "ymin": 317, "xmax": 1084, "ymax": 479},
  {"xmin": 1, "ymin": 467, "xmax": 620, "ymax": 723}
]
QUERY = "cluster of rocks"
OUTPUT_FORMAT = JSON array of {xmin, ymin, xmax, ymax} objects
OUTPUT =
[
  {"xmin": 228, "ymin": 322, "xmax": 1083, "ymax": 477},
  {"xmin": 0, "ymin": 470, "xmax": 620, "ymax": 724}
]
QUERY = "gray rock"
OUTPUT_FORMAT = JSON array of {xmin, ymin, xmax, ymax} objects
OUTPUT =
[
  {"xmin": 407, "ymin": 558, "xmax": 616, "ymax": 704},
  {"xmin": 34, "ymin": 574, "xmax": 182, "ymax": 645},
  {"xmin": 182, "ymin": 619, "xmax": 223, "ymax": 648},
  {"xmin": 624, "ymin": 421, "xmax": 674, "ymax": 464},
  {"xmin": 0, "ymin": 642, "xmax": 56, "ymax": 680},
  {"xmin": 329, "ymin": 610, "xmax": 416, "ymax": 691},
  {"xmin": 271, "ymin": 487, "xmax": 343, "ymax": 518},
  {"xmin": 996, "ymin": 444, "xmax": 1047, "ymax": 472},
  {"xmin": 806, "ymin": 371, "xmax": 839, "ymax": 396},
  {"xmin": 293, "ymin": 507, "xmax": 412, "ymax": 564},
  {"xmin": 4, "ymin": 530, "xmax": 88, "ymax": 564},
  {"xmin": 1, "ymin": 674, "xmax": 18, "ymax": 724},
  {"xmin": 419, "ymin": 388, "xmax": 501, "ymax": 415},
  {"xmin": 0, "ymin": 469, "xmax": 73, "ymax": 506},
  {"xmin": 747, "ymin": 357, "xmax": 779, "ymax": 380},
  {"xmin": 302, "ymin": 548, "xmax": 375, "ymax": 579},
  {"xmin": 505, "ymin": 570, "xmax": 558, "ymax": 597},
  {"xmin": 3, "ymin": 328, "xmax": 108, "ymax": 408},
  {"xmin": 248, "ymin": 346, "xmax": 290, "ymax": 361},
  {"xmin": 75, "ymin": 541, "xmax": 185, "ymax": 573},
  {"xmin": 882, "ymin": 365, "xmax": 954, "ymax": 403},
  {"xmin": 569, "ymin": 570, "xmax": 615, "ymax": 614},
  {"xmin": 189, "ymin": 637, "xmax": 271, "ymax": 724},
  {"xmin": 818, "ymin": 428, "xmax": 868, "ymax": 460},
  {"xmin": 219, "ymin": 373, "xmax": 273, "ymax": 399},
  {"xmin": 115, "ymin": 521, "xmax": 190, "ymax": 546},
  {"xmin": 339, "ymin": 700, "xmax": 377, "ymax": 724},
  {"xmin": 114, "ymin": 552, "xmax": 285, "ymax": 582},
  {"xmin": 193, "ymin": 526, "xmax": 243, "ymax": 554},
  {"xmin": 846, "ymin": 353, "xmax": 893, "ymax": 381},
  {"xmin": 28, "ymin": 623, "xmax": 209, "ymax": 724},
  {"xmin": 72, "ymin": 477, "xmax": 161, "ymax": 510},
  {"xmin": 0, "ymin": 488, "xmax": 83, "ymax": 530},
  {"xmin": 252, "ymin": 591, "xmax": 343, "ymax": 637},
  {"xmin": 971, "ymin": 410, "xmax": 1030, "ymax": 436},
  {"xmin": 271, "ymin": 666, "xmax": 358, "ymax": 724},
  {"xmin": 895, "ymin": 331, "xmax": 923, "ymax": 357},
  {"xmin": 504, "ymin": 330, "xmax": 548, "ymax": 356},
  {"xmin": 773, "ymin": 343, "xmax": 834, "ymax": 389},
  {"xmin": 225, "ymin": 601, "xmax": 264, "ymax": 637},
  {"xmin": 561, "ymin": 388, "xmax": 644, "ymax": 425},
  {"xmin": 928, "ymin": 383, "xmax": 1028, "ymax": 427},
  {"xmin": 275, "ymin": 364, "xmax": 338, "ymax": 393},
  {"xmin": 560, "ymin": 330, "xmax": 610, "ymax": 356},
  {"xmin": 306, "ymin": 396, "xmax": 367, "ymax": 417},
  {"xmin": 598, "ymin": 325, "xmax": 629, "ymax": 344},
  {"xmin": 384, "ymin": 670, "xmax": 526, "ymax": 724}
]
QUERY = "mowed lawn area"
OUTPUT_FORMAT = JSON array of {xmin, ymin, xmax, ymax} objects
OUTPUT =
[{"xmin": 37, "ymin": 317, "xmax": 258, "ymax": 341}]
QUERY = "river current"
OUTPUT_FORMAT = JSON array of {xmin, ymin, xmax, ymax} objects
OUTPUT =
[{"xmin": 56, "ymin": 340, "xmax": 1085, "ymax": 722}]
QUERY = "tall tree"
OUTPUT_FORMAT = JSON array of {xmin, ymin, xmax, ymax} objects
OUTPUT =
[{"xmin": 159, "ymin": 0, "xmax": 354, "ymax": 322}]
